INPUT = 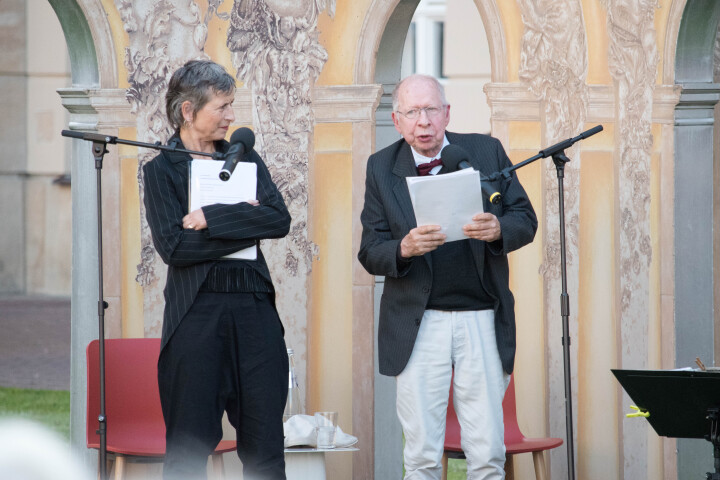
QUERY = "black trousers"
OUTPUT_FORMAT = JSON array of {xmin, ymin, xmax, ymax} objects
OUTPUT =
[{"xmin": 158, "ymin": 292, "xmax": 288, "ymax": 480}]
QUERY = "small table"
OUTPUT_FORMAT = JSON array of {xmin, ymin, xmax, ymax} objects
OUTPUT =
[{"xmin": 284, "ymin": 447, "xmax": 359, "ymax": 480}]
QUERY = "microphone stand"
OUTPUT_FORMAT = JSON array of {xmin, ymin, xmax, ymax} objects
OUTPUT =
[
  {"xmin": 61, "ymin": 130, "xmax": 219, "ymax": 480},
  {"xmin": 487, "ymin": 124, "xmax": 604, "ymax": 480}
]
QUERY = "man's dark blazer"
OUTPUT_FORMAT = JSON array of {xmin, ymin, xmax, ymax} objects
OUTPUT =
[
  {"xmin": 358, "ymin": 131, "xmax": 537, "ymax": 377},
  {"xmin": 142, "ymin": 134, "xmax": 291, "ymax": 350}
]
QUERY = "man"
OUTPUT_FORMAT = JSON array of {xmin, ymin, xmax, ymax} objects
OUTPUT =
[{"xmin": 358, "ymin": 74, "xmax": 537, "ymax": 479}]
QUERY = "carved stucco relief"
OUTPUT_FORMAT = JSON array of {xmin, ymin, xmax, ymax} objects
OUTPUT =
[
  {"xmin": 117, "ymin": 0, "xmax": 227, "ymax": 336},
  {"xmin": 602, "ymin": 0, "xmax": 658, "ymax": 478},
  {"xmin": 227, "ymin": 0, "xmax": 335, "ymax": 387},
  {"xmin": 602, "ymin": 0, "xmax": 657, "ymax": 366},
  {"xmin": 517, "ymin": 0, "xmax": 588, "ymax": 301},
  {"xmin": 517, "ymin": 1, "xmax": 588, "ymax": 476},
  {"xmin": 715, "ymin": 22, "xmax": 720, "ymax": 82}
]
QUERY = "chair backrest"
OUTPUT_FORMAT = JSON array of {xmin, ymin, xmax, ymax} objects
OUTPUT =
[
  {"xmin": 86, "ymin": 338, "xmax": 166, "ymax": 455},
  {"xmin": 444, "ymin": 374, "xmax": 523, "ymax": 450}
]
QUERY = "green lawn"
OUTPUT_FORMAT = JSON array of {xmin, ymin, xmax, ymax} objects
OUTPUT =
[
  {"xmin": 0, "ymin": 387, "xmax": 71, "ymax": 439},
  {"xmin": 447, "ymin": 458, "xmax": 468, "ymax": 479}
]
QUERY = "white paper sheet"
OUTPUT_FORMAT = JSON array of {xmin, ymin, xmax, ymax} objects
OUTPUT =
[
  {"xmin": 190, "ymin": 159, "xmax": 257, "ymax": 260},
  {"xmin": 406, "ymin": 168, "xmax": 484, "ymax": 242}
]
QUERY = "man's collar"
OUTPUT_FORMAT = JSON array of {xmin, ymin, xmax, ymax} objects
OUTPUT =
[{"xmin": 410, "ymin": 135, "xmax": 450, "ymax": 166}]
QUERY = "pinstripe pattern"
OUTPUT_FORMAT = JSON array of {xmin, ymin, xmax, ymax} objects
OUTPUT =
[
  {"xmin": 142, "ymin": 134, "xmax": 291, "ymax": 350},
  {"xmin": 358, "ymin": 132, "xmax": 537, "ymax": 376}
]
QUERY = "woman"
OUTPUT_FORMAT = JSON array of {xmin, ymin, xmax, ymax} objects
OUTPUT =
[{"xmin": 142, "ymin": 59, "xmax": 291, "ymax": 480}]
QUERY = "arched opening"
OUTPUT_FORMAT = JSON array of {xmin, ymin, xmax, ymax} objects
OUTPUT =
[{"xmin": 672, "ymin": 1, "xmax": 720, "ymax": 477}]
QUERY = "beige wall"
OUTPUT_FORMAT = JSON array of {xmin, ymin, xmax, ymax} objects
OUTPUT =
[
  {"xmin": 25, "ymin": 0, "xmax": 72, "ymax": 296},
  {"xmin": 0, "ymin": 0, "xmax": 71, "ymax": 296},
  {"xmin": 444, "ymin": 0, "xmax": 492, "ymax": 134}
]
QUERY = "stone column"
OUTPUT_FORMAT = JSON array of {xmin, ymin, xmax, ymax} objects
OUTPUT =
[
  {"xmin": 602, "ymin": 1, "xmax": 659, "ymax": 477},
  {"xmin": 58, "ymin": 87, "xmax": 100, "ymax": 468},
  {"xmin": 674, "ymin": 82, "xmax": 720, "ymax": 477}
]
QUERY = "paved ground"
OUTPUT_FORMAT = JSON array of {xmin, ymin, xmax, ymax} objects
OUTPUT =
[{"xmin": 0, "ymin": 295, "xmax": 71, "ymax": 390}]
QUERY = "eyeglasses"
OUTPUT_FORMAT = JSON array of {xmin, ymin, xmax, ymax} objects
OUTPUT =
[{"xmin": 396, "ymin": 105, "xmax": 446, "ymax": 120}]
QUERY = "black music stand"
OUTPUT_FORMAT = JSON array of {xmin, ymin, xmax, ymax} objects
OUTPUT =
[{"xmin": 613, "ymin": 369, "xmax": 720, "ymax": 479}]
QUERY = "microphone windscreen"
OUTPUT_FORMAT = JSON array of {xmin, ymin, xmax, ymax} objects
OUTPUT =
[
  {"xmin": 582, "ymin": 124, "xmax": 603, "ymax": 138},
  {"xmin": 229, "ymin": 127, "xmax": 256, "ymax": 151},
  {"xmin": 440, "ymin": 144, "xmax": 470, "ymax": 171}
]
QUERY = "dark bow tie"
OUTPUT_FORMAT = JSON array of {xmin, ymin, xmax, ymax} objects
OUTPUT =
[{"xmin": 417, "ymin": 158, "xmax": 443, "ymax": 176}]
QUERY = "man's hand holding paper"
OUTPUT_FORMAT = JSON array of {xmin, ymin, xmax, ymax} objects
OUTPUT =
[
  {"xmin": 406, "ymin": 168, "xmax": 487, "ymax": 243},
  {"xmin": 400, "ymin": 225, "xmax": 447, "ymax": 258},
  {"xmin": 463, "ymin": 212, "xmax": 501, "ymax": 243}
]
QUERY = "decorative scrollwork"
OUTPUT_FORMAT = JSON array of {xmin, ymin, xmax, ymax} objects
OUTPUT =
[
  {"xmin": 603, "ymin": 0, "xmax": 658, "ymax": 314},
  {"xmin": 518, "ymin": 0, "xmax": 588, "ymax": 282},
  {"xmin": 118, "ymin": 0, "xmax": 226, "ymax": 333},
  {"xmin": 227, "ymin": 1, "xmax": 332, "ymax": 302}
]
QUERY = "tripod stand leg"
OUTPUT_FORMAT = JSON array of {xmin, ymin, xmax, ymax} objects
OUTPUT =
[
  {"xmin": 552, "ymin": 151, "xmax": 576, "ymax": 480},
  {"xmin": 706, "ymin": 408, "xmax": 720, "ymax": 479}
]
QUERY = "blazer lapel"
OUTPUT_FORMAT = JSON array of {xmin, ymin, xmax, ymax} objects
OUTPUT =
[
  {"xmin": 391, "ymin": 143, "xmax": 419, "ymax": 231},
  {"xmin": 164, "ymin": 144, "xmax": 191, "ymax": 211},
  {"xmin": 447, "ymin": 132, "xmax": 482, "ymax": 171},
  {"xmin": 391, "ymin": 142, "xmax": 434, "ymax": 272},
  {"xmin": 161, "ymin": 135, "xmax": 228, "ymax": 214}
]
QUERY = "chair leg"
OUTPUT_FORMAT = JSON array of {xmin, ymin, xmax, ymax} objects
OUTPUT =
[
  {"xmin": 532, "ymin": 451, "xmax": 548, "ymax": 480},
  {"xmin": 505, "ymin": 454, "xmax": 514, "ymax": 480},
  {"xmin": 113, "ymin": 456, "xmax": 126, "ymax": 480},
  {"xmin": 209, "ymin": 453, "xmax": 226, "ymax": 480},
  {"xmin": 441, "ymin": 453, "xmax": 449, "ymax": 480},
  {"xmin": 97, "ymin": 457, "xmax": 115, "ymax": 480}
]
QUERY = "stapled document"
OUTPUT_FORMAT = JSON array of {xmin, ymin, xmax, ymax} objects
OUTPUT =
[{"xmin": 190, "ymin": 159, "xmax": 257, "ymax": 260}]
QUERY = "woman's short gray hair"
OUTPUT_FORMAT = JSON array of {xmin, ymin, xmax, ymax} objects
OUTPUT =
[{"xmin": 165, "ymin": 60, "xmax": 236, "ymax": 131}]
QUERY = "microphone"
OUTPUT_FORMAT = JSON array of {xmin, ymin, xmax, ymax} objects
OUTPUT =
[
  {"xmin": 440, "ymin": 144, "xmax": 502, "ymax": 205},
  {"xmin": 219, "ymin": 128, "xmax": 256, "ymax": 181},
  {"xmin": 539, "ymin": 124, "xmax": 603, "ymax": 158}
]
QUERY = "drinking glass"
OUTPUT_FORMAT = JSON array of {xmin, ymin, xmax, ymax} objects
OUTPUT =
[{"xmin": 314, "ymin": 411, "xmax": 338, "ymax": 449}]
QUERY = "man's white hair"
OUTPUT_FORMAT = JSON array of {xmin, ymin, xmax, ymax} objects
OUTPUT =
[{"xmin": 391, "ymin": 74, "xmax": 448, "ymax": 112}]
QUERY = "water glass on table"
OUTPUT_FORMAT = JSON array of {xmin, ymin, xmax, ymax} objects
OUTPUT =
[{"xmin": 314, "ymin": 412, "xmax": 337, "ymax": 449}]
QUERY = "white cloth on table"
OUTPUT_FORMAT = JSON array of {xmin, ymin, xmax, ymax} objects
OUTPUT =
[{"xmin": 283, "ymin": 414, "xmax": 358, "ymax": 448}]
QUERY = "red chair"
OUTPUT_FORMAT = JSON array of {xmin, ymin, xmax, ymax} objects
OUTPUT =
[
  {"xmin": 86, "ymin": 338, "xmax": 236, "ymax": 480},
  {"xmin": 442, "ymin": 375, "xmax": 563, "ymax": 480}
]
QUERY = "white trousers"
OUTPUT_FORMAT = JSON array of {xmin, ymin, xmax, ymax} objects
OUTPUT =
[{"xmin": 396, "ymin": 309, "xmax": 510, "ymax": 480}]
